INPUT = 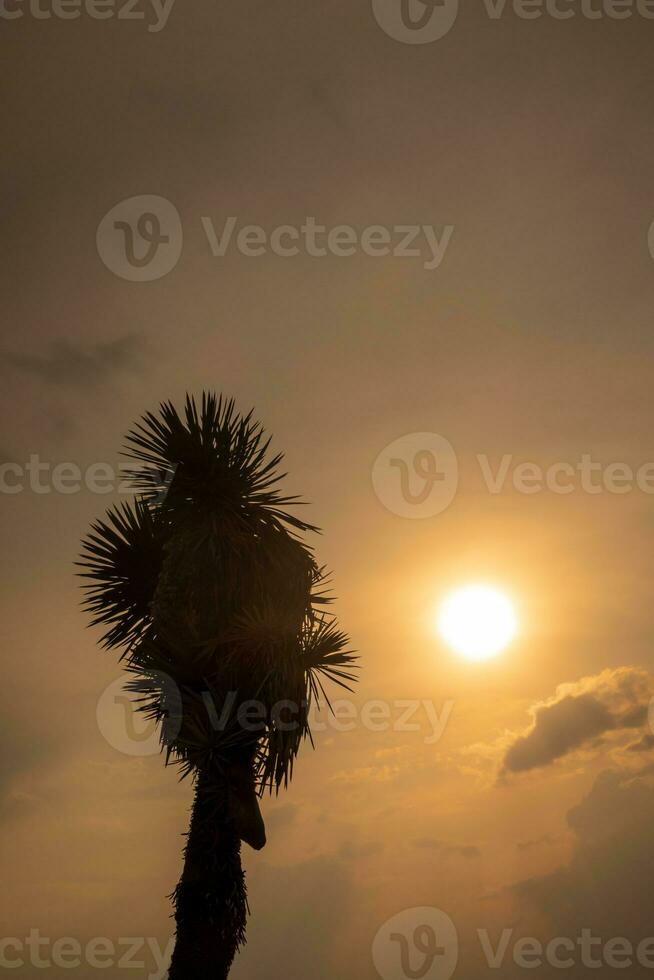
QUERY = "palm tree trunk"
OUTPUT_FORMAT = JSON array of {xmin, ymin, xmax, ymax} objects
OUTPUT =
[{"xmin": 168, "ymin": 766, "xmax": 248, "ymax": 980}]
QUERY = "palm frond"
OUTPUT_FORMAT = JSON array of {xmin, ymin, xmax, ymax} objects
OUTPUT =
[
  {"xmin": 301, "ymin": 614, "xmax": 359, "ymax": 698},
  {"xmin": 121, "ymin": 392, "xmax": 318, "ymax": 536},
  {"xmin": 77, "ymin": 500, "xmax": 166, "ymax": 652}
]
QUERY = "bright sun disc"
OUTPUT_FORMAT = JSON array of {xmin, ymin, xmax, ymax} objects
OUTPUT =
[{"xmin": 437, "ymin": 585, "xmax": 518, "ymax": 662}]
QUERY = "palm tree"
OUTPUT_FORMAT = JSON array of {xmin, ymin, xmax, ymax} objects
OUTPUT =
[{"xmin": 79, "ymin": 393, "xmax": 357, "ymax": 979}]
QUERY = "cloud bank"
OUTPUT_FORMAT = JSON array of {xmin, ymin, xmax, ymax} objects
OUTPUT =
[{"xmin": 501, "ymin": 668, "xmax": 652, "ymax": 775}]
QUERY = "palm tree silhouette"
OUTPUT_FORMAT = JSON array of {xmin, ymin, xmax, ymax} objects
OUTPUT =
[{"xmin": 79, "ymin": 393, "xmax": 356, "ymax": 979}]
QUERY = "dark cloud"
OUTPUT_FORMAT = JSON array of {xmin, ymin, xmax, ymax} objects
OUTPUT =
[
  {"xmin": 502, "ymin": 668, "xmax": 652, "ymax": 776},
  {"xmin": 413, "ymin": 838, "xmax": 481, "ymax": 859},
  {"xmin": 516, "ymin": 834, "xmax": 557, "ymax": 853},
  {"xmin": 514, "ymin": 768, "xmax": 654, "ymax": 964},
  {"xmin": 0, "ymin": 688, "xmax": 69, "ymax": 823},
  {"xmin": 464, "ymin": 768, "xmax": 654, "ymax": 979},
  {"xmin": 503, "ymin": 693, "xmax": 612, "ymax": 774},
  {"xmin": 265, "ymin": 803, "xmax": 299, "ymax": 833},
  {"xmin": 339, "ymin": 840, "xmax": 384, "ymax": 860},
  {"xmin": 627, "ymin": 733, "xmax": 654, "ymax": 754},
  {"xmin": 0, "ymin": 731, "xmax": 48, "ymax": 820},
  {"xmin": 4, "ymin": 334, "xmax": 145, "ymax": 388}
]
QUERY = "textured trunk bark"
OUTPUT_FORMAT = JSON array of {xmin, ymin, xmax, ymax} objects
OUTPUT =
[{"xmin": 168, "ymin": 766, "xmax": 248, "ymax": 980}]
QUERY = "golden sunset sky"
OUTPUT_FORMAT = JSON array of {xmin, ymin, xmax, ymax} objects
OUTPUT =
[{"xmin": 3, "ymin": 2, "xmax": 654, "ymax": 977}]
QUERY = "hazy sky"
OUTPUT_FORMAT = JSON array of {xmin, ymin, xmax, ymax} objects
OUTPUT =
[{"xmin": 3, "ymin": 2, "xmax": 654, "ymax": 977}]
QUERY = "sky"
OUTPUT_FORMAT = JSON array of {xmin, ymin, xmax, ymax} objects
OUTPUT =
[{"xmin": 3, "ymin": 1, "xmax": 654, "ymax": 977}]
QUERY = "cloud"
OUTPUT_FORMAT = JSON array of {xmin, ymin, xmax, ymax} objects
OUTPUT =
[
  {"xmin": 627, "ymin": 733, "xmax": 654, "ymax": 754},
  {"xmin": 0, "ymin": 727, "xmax": 51, "ymax": 820},
  {"xmin": 264, "ymin": 803, "xmax": 299, "ymax": 833},
  {"xmin": 413, "ymin": 838, "xmax": 481, "ymax": 859},
  {"xmin": 0, "ymin": 689, "xmax": 77, "ymax": 823},
  {"xmin": 465, "ymin": 766, "xmax": 654, "ymax": 979},
  {"xmin": 514, "ymin": 767, "xmax": 654, "ymax": 950},
  {"xmin": 4, "ymin": 334, "xmax": 145, "ymax": 387},
  {"xmin": 516, "ymin": 834, "xmax": 557, "ymax": 853},
  {"xmin": 501, "ymin": 668, "xmax": 652, "ymax": 776},
  {"xmin": 232, "ymin": 855, "xmax": 355, "ymax": 980},
  {"xmin": 339, "ymin": 840, "xmax": 384, "ymax": 860},
  {"xmin": 330, "ymin": 765, "xmax": 399, "ymax": 785}
]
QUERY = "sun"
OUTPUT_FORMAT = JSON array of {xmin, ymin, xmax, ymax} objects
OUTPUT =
[{"xmin": 436, "ymin": 584, "xmax": 518, "ymax": 662}]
